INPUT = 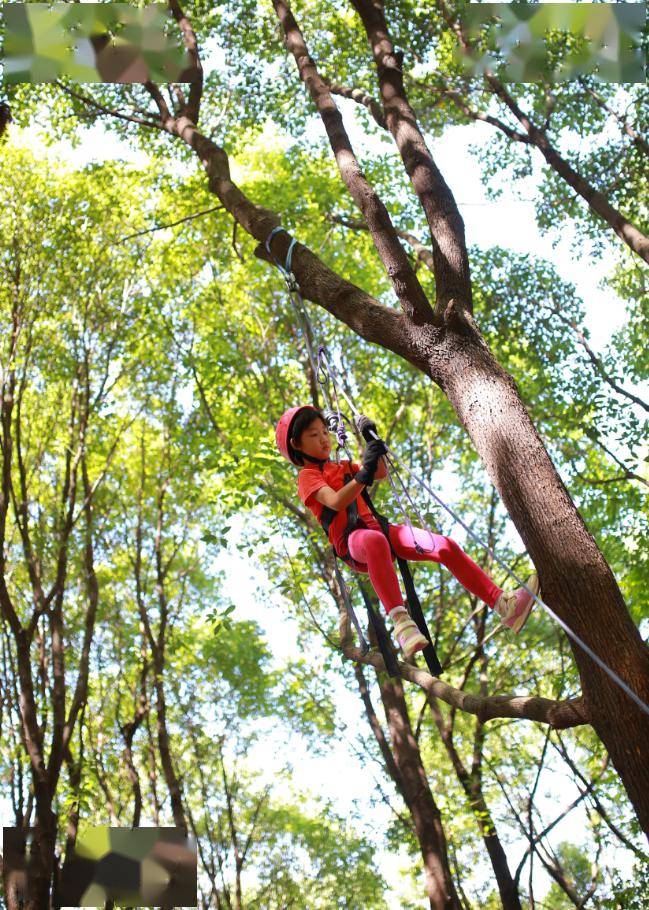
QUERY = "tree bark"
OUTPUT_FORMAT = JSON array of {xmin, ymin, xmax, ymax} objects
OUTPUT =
[
  {"xmin": 350, "ymin": 0, "xmax": 473, "ymax": 309},
  {"xmin": 152, "ymin": 478, "xmax": 188, "ymax": 834},
  {"xmin": 482, "ymin": 71, "xmax": 649, "ymax": 265},
  {"xmin": 272, "ymin": 0, "xmax": 434, "ymax": 324},
  {"xmin": 427, "ymin": 696, "xmax": 522, "ymax": 910},
  {"xmin": 426, "ymin": 0, "xmax": 649, "ymax": 264},
  {"xmin": 24, "ymin": 807, "xmax": 57, "ymax": 910}
]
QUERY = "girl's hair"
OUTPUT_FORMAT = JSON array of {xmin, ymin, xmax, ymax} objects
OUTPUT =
[{"xmin": 289, "ymin": 407, "xmax": 326, "ymax": 466}]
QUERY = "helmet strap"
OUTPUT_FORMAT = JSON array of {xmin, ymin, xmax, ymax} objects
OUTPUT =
[{"xmin": 296, "ymin": 451, "xmax": 329, "ymax": 467}]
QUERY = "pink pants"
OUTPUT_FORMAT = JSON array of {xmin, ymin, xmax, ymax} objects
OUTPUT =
[{"xmin": 347, "ymin": 524, "xmax": 503, "ymax": 615}]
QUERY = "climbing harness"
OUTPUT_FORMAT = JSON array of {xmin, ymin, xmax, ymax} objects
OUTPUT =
[
  {"xmin": 268, "ymin": 227, "xmax": 649, "ymax": 718},
  {"xmin": 313, "ymin": 353, "xmax": 442, "ymax": 676}
]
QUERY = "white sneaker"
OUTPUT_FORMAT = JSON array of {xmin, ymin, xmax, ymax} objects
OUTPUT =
[
  {"xmin": 494, "ymin": 573, "xmax": 540, "ymax": 634},
  {"xmin": 390, "ymin": 607, "xmax": 429, "ymax": 658}
]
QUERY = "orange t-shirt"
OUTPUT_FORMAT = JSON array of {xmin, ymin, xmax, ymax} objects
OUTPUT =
[{"xmin": 297, "ymin": 459, "xmax": 383, "ymax": 558}]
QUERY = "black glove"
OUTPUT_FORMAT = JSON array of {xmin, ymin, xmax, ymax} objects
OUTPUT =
[
  {"xmin": 355, "ymin": 414, "xmax": 379, "ymax": 443},
  {"xmin": 354, "ymin": 438, "xmax": 387, "ymax": 486}
]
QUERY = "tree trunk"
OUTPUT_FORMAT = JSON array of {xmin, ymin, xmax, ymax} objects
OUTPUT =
[
  {"xmin": 378, "ymin": 672, "xmax": 462, "ymax": 909},
  {"xmin": 427, "ymin": 318, "xmax": 649, "ymax": 834},
  {"xmin": 154, "ymin": 665, "xmax": 188, "ymax": 834},
  {"xmin": 483, "ymin": 72, "xmax": 649, "ymax": 265},
  {"xmin": 24, "ymin": 807, "xmax": 57, "ymax": 910},
  {"xmin": 471, "ymin": 786, "xmax": 522, "ymax": 910},
  {"xmin": 428, "ymin": 697, "xmax": 522, "ymax": 909}
]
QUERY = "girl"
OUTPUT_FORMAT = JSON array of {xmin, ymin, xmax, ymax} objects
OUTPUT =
[{"xmin": 276, "ymin": 405, "xmax": 540, "ymax": 660}]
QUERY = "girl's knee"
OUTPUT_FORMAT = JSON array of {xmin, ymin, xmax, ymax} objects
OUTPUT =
[
  {"xmin": 437, "ymin": 535, "xmax": 461, "ymax": 561},
  {"xmin": 363, "ymin": 530, "xmax": 392, "ymax": 558}
]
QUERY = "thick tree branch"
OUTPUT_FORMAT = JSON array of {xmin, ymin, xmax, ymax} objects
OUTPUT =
[
  {"xmin": 351, "ymin": 0, "xmax": 474, "ymax": 317},
  {"xmin": 166, "ymin": 0, "xmax": 204, "ymax": 124},
  {"xmin": 577, "ymin": 79, "xmax": 649, "ymax": 158},
  {"xmin": 286, "ymin": 510, "xmax": 577, "ymax": 740},
  {"xmin": 542, "ymin": 302, "xmax": 649, "ymax": 414},
  {"xmin": 56, "ymin": 70, "xmax": 442, "ymax": 373},
  {"xmin": 337, "ymin": 603, "xmax": 587, "ymax": 728},
  {"xmin": 426, "ymin": 0, "xmax": 649, "ymax": 264},
  {"xmin": 272, "ymin": 0, "xmax": 435, "ymax": 325},
  {"xmin": 483, "ymin": 71, "xmax": 649, "ymax": 264}
]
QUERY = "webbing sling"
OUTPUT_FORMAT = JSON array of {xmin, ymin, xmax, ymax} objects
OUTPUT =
[
  {"xmin": 356, "ymin": 577, "xmax": 400, "ymax": 678},
  {"xmin": 320, "ymin": 475, "xmax": 399, "ymax": 676}
]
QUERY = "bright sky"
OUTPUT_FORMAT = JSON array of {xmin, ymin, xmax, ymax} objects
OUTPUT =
[{"xmin": 3, "ymin": 74, "xmax": 642, "ymax": 906}]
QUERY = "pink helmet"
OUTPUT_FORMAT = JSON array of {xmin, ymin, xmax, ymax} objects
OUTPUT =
[{"xmin": 276, "ymin": 405, "xmax": 319, "ymax": 465}]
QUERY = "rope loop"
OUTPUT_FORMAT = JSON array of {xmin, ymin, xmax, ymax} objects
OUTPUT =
[{"xmin": 265, "ymin": 227, "xmax": 298, "ymax": 289}]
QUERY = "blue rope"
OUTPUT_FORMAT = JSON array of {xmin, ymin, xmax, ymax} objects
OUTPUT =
[{"xmin": 265, "ymin": 227, "xmax": 298, "ymax": 292}]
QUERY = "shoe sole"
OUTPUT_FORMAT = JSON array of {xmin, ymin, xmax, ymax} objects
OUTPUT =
[
  {"xmin": 401, "ymin": 634, "xmax": 429, "ymax": 659},
  {"xmin": 507, "ymin": 575, "xmax": 540, "ymax": 634}
]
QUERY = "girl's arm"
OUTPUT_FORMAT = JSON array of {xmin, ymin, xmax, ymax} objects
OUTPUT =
[
  {"xmin": 313, "ymin": 454, "xmax": 388, "ymax": 510},
  {"xmin": 314, "ymin": 478, "xmax": 366, "ymax": 511}
]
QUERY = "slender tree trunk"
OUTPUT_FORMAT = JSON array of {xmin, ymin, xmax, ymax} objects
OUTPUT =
[
  {"xmin": 472, "ymin": 784, "xmax": 522, "ymax": 909},
  {"xmin": 482, "ymin": 72, "xmax": 649, "ymax": 265},
  {"xmin": 378, "ymin": 671, "xmax": 462, "ymax": 909},
  {"xmin": 153, "ymin": 663, "xmax": 188, "ymax": 833},
  {"xmin": 428, "ymin": 696, "xmax": 522, "ymax": 909},
  {"xmin": 24, "ymin": 806, "xmax": 57, "ymax": 910}
]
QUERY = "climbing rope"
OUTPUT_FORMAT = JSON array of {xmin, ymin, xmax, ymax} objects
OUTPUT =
[
  {"xmin": 267, "ymin": 227, "xmax": 429, "ymax": 552},
  {"xmin": 267, "ymin": 227, "xmax": 649, "ymax": 718},
  {"xmin": 266, "ymin": 227, "xmax": 328, "ymax": 410}
]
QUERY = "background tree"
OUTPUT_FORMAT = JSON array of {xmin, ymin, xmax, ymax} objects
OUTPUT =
[{"xmin": 9, "ymin": 0, "xmax": 644, "ymax": 827}]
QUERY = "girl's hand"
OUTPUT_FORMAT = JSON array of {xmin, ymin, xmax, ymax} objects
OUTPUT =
[
  {"xmin": 355, "ymin": 414, "xmax": 379, "ymax": 442},
  {"xmin": 354, "ymin": 440, "xmax": 385, "ymax": 486}
]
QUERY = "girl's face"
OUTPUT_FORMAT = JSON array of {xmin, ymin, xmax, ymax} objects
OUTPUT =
[{"xmin": 293, "ymin": 417, "xmax": 331, "ymax": 461}]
